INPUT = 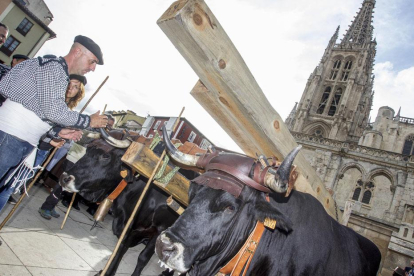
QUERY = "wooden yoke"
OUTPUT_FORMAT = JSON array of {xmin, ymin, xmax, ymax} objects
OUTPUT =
[
  {"xmin": 157, "ymin": 0, "xmax": 340, "ymax": 220},
  {"xmin": 122, "ymin": 140, "xmax": 207, "ymax": 206}
]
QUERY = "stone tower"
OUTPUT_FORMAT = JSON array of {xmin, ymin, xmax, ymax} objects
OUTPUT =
[
  {"xmin": 286, "ymin": 1, "xmax": 414, "ymax": 273},
  {"xmin": 286, "ymin": 0, "xmax": 377, "ymax": 142}
]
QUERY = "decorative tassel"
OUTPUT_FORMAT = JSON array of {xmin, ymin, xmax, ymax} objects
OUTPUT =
[{"xmin": 264, "ymin": 217, "xmax": 277, "ymax": 229}]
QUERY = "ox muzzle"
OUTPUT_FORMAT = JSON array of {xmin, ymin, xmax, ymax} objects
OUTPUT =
[
  {"xmin": 155, "ymin": 233, "xmax": 188, "ymax": 273},
  {"xmin": 59, "ymin": 172, "xmax": 78, "ymax": 193}
]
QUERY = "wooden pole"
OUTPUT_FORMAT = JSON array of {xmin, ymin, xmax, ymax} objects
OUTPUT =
[
  {"xmin": 102, "ymin": 104, "xmax": 107, "ymax": 115},
  {"xmin": 157, "ymin": 0, "xmax": 339, "ymax": 220},
  {"xmin": 61, "ymin": 83, "xmax": 109, "ymax": 230},
  {"xmin": 100, "ymin": 107, "xmax": 185, "ymax": 276},
  {"xmin": 0, "ymin": 147, "xmax": 58, "ymax": 230},
  {"xmin": 60, "ymin": 191, "xmax": 76, "ymax": 230},
  {"xmin": 80, "ymin": 76, "xmax": 109, "ymax": 113}
]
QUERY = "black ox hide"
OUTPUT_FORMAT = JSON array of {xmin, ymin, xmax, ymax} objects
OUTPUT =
[
  {"xmin": 155, "ymin": 182, "xmax": 381, "ymax": 276},
  {"xmin": 60, "ymin": 139, "xmax": 195, "ymax": 276}
]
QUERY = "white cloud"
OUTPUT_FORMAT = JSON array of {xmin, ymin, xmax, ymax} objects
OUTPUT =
[
  {"xmin": 38, "ymin": 0, "xmax": 413, "ymax": 152},
  {"xmin": 372, "ymin": 62, "xmax": 414, "ymax": 119}
]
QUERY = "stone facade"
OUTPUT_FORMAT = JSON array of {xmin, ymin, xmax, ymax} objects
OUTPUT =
[{"xmin": 286, "ymin": 0, "xmax": 414, "ymax": 274}]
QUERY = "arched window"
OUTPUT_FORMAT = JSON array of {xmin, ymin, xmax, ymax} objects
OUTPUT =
[
  {"xmin": 361, "ymin": 190, "xmax": 371, "ymax": 204},
  {"xmin": 352, "ymin": 188, "xmax": 361, "ymax": 201},
  {"xmin": 328, "ymin": 87, "xmax": 342, "ymax": 116},
  {"xmin": 341, "ymin": 60, "xmax": 353, "ymax": 81},
  {"xmin": 329, "ymin": 60, "xmax": 341, "ymax": 80},
  {"xmin": 317, "ymin": 87, "xmax": 331, "ymax": 114},
  {"xmin": 402, "ymin": 135, "xmax": 414, "ymax": 156},
  {"xmin": 352, "ymin": 180, "xmax": 375, "ymax": 205}
]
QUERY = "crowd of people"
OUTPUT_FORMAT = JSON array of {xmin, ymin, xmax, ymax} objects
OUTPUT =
[{"xmin": 0, "ymin": 22, "xmax": 109, "ymax": 218}]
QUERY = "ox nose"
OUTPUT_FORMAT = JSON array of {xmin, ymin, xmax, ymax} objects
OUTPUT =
[
  {"xmin": 155, "ymin": 234, "xmax": 178, "ymax": 262},
  {"xmin": 59, "ymin": 173, "xmax": 73, "ymax": 186}
]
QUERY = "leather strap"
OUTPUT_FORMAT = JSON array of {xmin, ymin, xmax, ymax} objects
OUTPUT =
[
  {"xmin": 217, "ymin": 221, "xmax": 265, "ymax": 276},
  {"xmin": 216, "ymin": 195, "xmax": 273, "ymax": 276},
  {"xmin": 206, "ymin": 163, "xmax": 271, "ymax": 193},
  {"xmin": 107, "ymin": 179, "xmax": 128, "ymax": 201},
  {"xmin": 196, "ymin": 151, "xmax": 219, "ymax": 168}
]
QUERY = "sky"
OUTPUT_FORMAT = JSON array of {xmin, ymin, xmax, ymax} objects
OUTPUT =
[{"xmin": 38, "ymin": 0, "xmax": 414, "ymax": 152}]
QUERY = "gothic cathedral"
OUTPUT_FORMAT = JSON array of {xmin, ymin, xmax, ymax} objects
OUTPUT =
[{"xmin": 286, "ymin": 0, "xmax": 414, "ymax": 274}]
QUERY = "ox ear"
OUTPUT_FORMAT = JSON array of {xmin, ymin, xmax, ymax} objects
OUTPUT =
[{"xmin": 254, "ymin": 197, "xmax": 292, "ymax": 233}]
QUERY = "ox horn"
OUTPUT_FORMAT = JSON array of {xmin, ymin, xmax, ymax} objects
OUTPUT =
[
  {"xmin": 264, "ymin": 145, "xmax": 302, "ymax": 193},
  {"xmin": 162, "ymin": 126, "xmax": 200, "ymax": 167},
  {"xmin": 99, "ymin": 128, "xmax": 131, "ymax": 149}
]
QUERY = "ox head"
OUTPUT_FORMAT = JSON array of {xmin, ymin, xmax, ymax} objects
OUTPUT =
[
  {"xmin": 155, "ymin": 127, "xmax": 301, "ymax": 274},
  {"xmin": 59, "ymin": 130, "xmax": 133, "ymax": 202}
]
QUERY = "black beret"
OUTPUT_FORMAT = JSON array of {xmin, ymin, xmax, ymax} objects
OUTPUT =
[
  {"xmin": 74, "ymin": 35, "xmax": 104, "ymax": 65},
  {"xmin": 12, "ymin": 54, "xmax": 29, "ymax": 60},
  {"xmin": 69, "ymin": 74, "xmax": 87, "ymax": 85}
]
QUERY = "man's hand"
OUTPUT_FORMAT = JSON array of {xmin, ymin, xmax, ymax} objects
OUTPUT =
[
  {"xmin": 50, "ymin": 139, "xmax": 66, "ymax": 148},
  {"xmin": 90, "ymin": 111, "xmax": 108, "ymax": 128},
  {"xmin": 59, "ymin": 128, "xmax": 83, "ymax": 142}
]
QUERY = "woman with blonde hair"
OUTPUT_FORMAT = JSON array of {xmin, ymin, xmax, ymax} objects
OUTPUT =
[
  {"xmin": 66, "ymin": 74, "xmax": 86, "ymax": 110},
  {"xmin": 36, "ymin": 75, "xmax": 89, "ymax": 219}
]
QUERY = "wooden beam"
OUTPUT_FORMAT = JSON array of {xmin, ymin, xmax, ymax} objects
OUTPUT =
[
  {"xmin": 157, "ymin": 0, "xmax": 340, "ymax": 219},
  {"xmin": 122, "ymin": 142, "xmax": 190, "ymax": 206}
]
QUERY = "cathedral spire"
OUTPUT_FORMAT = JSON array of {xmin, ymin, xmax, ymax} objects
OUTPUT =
[
  {"xmin": 330, "ymin": 26, "xmax": 340, "ymax": 45},
  {"xmin": 342, "ymin": 0, "xmax": 375, "ymax": 45}
]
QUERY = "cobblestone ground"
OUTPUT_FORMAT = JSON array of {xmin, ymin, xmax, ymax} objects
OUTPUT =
[{"xmin": 0, "ymin": 185, "xmax": 167, "ymax": 276}]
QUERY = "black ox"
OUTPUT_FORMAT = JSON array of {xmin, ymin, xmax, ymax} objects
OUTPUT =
[
  {"xmin": 60, "ymin": 129, "xmax": 195, "ymax": 276},
  {"xmin": 155, "ymin": 127, "xmax": 381, "ymax": 276}
]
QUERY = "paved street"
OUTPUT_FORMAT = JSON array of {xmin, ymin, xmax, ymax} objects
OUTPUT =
[{"xmin": 0, "ymin": 186, "xmax": 165, "ymax": 276}]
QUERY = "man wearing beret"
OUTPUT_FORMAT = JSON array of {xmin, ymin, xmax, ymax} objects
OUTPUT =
[
  {"xmin": 0, "ymin": 35, "xmax": 108, "ymax": 203},
  {"xmin": 11, "ymin": 54, "xmax": 29, "ymax": 68}
]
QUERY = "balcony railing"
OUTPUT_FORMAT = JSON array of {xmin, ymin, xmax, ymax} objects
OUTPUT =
[{"xmin": 397, "ymin": 116, "xmax": 414, "ymax": 125}]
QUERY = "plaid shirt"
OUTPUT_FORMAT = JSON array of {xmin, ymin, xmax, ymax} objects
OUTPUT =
[{"xmin": 0, "ymin": 55, "xmax": 90, "ymax": 129}]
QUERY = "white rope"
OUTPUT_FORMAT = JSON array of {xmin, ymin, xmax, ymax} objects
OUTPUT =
[{"xmin": 5, "ymin": 149, "xmax": 39, "ymax": 197}]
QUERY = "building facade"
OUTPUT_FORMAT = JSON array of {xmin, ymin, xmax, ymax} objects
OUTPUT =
[
  {"xmin": 140, "ymin": 116, "xmax": 213, "ymax": 150},
  {"xmin": 0, "ymin": 0, "xmax": 55, "ymax": 64},
  {"xmin": 285, "ymin": 1, "xmax": 414, "ymax": 274}
]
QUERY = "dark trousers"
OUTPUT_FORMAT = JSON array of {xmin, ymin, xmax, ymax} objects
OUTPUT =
[{"xmin": 41, "ymin": 185, "xmax": 63, "ymax": 211}]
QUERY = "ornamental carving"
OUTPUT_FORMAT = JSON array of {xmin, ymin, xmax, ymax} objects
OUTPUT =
[{"xmin": 291, "ymin": 131, "xmax": 414, "ymax": 163}]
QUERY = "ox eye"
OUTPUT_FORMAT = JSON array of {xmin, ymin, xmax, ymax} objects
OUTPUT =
[
  {"xmin": 101, "ymin": 153, "xmax": 110, "ymax": 160},
  {"xmin": 225, "ymin": 205, "xmax": 235, "ymax": 212}
]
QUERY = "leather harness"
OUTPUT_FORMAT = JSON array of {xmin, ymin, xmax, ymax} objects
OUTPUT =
[
  {"xmin": 217, "ymin": 221, "xmax": 266, "ymax": 276},
  {"xmin": 216, "ymin": 195, "xmax": 273, "ymax": 276},
  {"xmin": 194, "ymin": 153, "xmax": 298, "ymax": 276}
]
